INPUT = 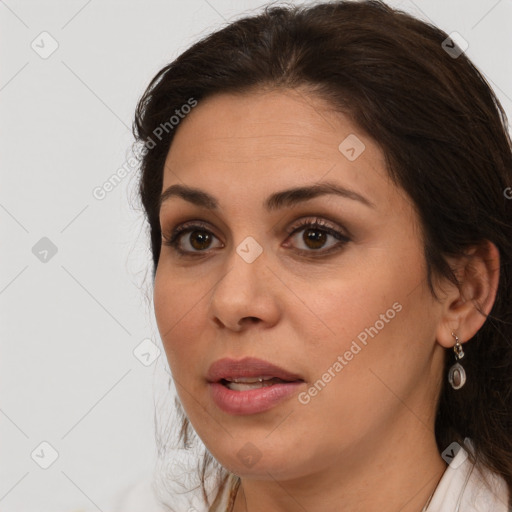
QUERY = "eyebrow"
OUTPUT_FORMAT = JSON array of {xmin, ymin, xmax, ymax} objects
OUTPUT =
[{"xmin": 158, "ymin": 180, "xmax": 375, "ymax": 212}]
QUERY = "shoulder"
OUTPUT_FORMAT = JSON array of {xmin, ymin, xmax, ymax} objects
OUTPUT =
[
  {"xmin": 108, "ymin": 472, "xmax": 238, "ymax": 512},
  {"xmin": 89, "ymin": 467, "xmax": 238, "ymax": 512},
  {"xmin": 427, "ymin": 439, "xmax": 510, "ymax": 512},
  {"xmin": 109, "ymin": 476, "xmax": 169, "ymax": 512},
  {"xmin": 68, "ymin": 475, "xmax": 169, "ymax": 512}
]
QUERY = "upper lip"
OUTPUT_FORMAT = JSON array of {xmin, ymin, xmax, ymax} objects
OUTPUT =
[{"xmin": 206, "ymin": 357, "xmax": 304, "ymax": 383}]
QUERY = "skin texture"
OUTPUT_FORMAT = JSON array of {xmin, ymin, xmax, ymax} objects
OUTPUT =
[{"xmin": 153, "ymin": 88, "xmax": 500, "ymax": 512}]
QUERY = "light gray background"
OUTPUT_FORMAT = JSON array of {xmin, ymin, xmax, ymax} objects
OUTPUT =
[{"xmin": 1, "ymin": 0, "xmax": 511, "ymax": 511}]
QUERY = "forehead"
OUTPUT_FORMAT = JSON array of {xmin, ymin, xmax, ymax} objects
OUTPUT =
[
  {"xmin": 161, "ymin": 88, "xmax": 401, "ymax": 213},
  {"xmin": 166, "ymin": 89, "xmax": 371, "ymax": 162}
]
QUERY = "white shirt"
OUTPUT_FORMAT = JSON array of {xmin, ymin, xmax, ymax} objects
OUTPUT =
[
  {"xmin": 75, "ymin": 439, "xmax": 510, "ymax": 512},
  {"xmin": 425, "ymin": 439, "xmax": 510, "ymax": 512}
]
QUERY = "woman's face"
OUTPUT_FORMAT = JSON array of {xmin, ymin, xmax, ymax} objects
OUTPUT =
[{"xmin": 154, "ymin": 88, "xmax": 447, "ymax": 480}]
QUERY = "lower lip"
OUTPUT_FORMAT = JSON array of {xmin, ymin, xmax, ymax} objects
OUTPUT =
[{"xmin": 209, "ymin": 381, "xmax": 304, "ymax": 415}]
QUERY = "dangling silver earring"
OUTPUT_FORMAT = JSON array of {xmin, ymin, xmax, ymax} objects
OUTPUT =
[{"xmin": 448, "ymin": 332, "xmax": 466, "ymax": 390}]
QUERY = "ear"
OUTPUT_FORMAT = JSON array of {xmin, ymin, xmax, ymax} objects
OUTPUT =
[{"xmin": 435, "ymin": 240, "xmax": 500, "ymax": 349}]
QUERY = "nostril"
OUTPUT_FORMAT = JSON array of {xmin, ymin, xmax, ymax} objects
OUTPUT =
[
  {"xmin": 212, "ymin": 316, "xmax": 261, "ymax": 330},
  {"xmin": 242, "ymin": 316, "xmax": 260, "ymax": 324}
]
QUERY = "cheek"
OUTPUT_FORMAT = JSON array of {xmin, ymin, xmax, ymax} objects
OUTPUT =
[
  {"xmin": 153, "ymin": 271, "xmax": 207, "ymax": 372},
  {"xmin": 298, "ymin": 282, "xmax": 409, "ymax": 397},
  {"xmin": 292, "ymin": 250, "xmax": 430, "ymax": 397},
  {"xmin": 285, "ymin": 258, "xmax": 410, "ymax": 356},
  {"xmin": 297, "ymin": 267, "xmax": 436, "ymax": 424}
]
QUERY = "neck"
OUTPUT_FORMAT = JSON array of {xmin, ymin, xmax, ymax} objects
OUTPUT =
[{"xmin": 231, "ymin": 423, "xmax": 447, "ymax": 512}]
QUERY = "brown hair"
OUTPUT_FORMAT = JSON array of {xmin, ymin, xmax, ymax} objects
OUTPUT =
[{"xmin": 133, "ymin": 0, "xmax": 512, "ymax": 508}]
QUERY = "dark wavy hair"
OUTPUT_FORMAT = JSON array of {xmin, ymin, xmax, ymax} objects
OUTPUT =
[{"xmin": 133, "ymin": 0, "xmax": 512, "ymax": 508}]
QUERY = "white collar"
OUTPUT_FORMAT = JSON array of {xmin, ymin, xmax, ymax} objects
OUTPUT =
[{"xmin": 425, "ymin": 438, "xmax": 509, "ymax": 512}]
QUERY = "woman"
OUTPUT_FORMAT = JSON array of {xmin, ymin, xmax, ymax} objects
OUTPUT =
[{"xmin": 128, "ymin": 1, "xmax": 512, "ymax": 510}]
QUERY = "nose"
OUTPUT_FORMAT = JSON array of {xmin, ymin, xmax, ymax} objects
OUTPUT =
[{"xmin": 208, "ymin": 244, "xmax": 281, "ymax": 332}]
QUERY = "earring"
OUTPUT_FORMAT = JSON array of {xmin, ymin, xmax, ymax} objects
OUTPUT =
[{"xmin": 448, "ymin": 332, "xmax": 466, "ymax": 390}]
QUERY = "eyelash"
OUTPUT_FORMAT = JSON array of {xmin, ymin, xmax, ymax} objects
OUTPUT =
[{"xmin": 162, "ymin": 217, "xmax": 351, "ymax": 258}]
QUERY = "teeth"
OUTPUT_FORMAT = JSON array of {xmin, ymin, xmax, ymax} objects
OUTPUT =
[
  {"xmin": 223, "ymin": 377, "xmax": 288, "ymax": 391},
  {"xmin": 226, "ymin": 379, "xmax": 279, "ymax": 391},
  {"xmin": 226, "ymin": 376, "xmax": 276, "ymax": 383}
]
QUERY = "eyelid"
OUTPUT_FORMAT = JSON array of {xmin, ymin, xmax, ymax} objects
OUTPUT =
[
  {"xmin": 284, "ymin": 216, "xmax": 348, "ymax": 236},
  {"xmin": 162, "ymin": 215, "xmax": 351, "ymax": 256},
  {"xmin": 282, "ymin": 217, "xmax": 350, "ymax": 255},
  {"xmin": 163, "ymin": 219, "xmax": 223, "ymax": 248}
]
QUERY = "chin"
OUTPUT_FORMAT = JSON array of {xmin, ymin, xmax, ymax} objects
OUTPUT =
[{"xmin": 201, "ymin": 436, "xmax": 315, "ymax": 482}]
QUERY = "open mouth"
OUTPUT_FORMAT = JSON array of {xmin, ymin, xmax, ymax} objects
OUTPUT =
[
  {"xmin": 220, "ymin": 376, "xmax": 299, "ymax": 391},
  {"xmin": 207, "ymin": 357, "xmax": 306, "ymax": 413}
]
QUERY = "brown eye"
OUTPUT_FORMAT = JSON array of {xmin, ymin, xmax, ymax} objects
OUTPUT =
[
  {"xmin": 162, "ymin": 218, "xmax": 350, "ymax": 258},
  {"xmin": 188, "ymin": 230, "xmax": 213, "ymax": 250},
  {"xmin": 162, "ymin": 222, "xmax": 223, "ymax": 255},
  {"xmin": 302, "ymin": 228, "xmax": 328, "ymax": 249},
  {"xmin": 285, "ymin": 218, "xmax": 350, "ymax": 255}
]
